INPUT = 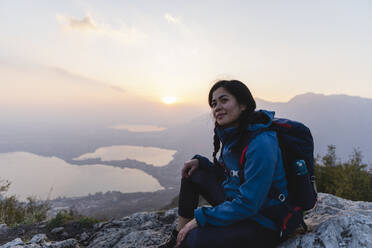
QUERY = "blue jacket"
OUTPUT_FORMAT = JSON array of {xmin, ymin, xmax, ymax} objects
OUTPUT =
[{"xmin": 193, "ymin": 110, "xmax": 288, "ymax": 231}]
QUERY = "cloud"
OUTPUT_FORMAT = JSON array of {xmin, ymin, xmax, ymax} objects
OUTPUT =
[
  {"xmin": 49, "ymin": 66, "xmax": 125, "ymax": 93},
  {"xmin": 56, "ymin": 14, "xmax": 96, "ymax": 31},
  {"xmin": 56, "ymin": 14, "xmax": 146, "ymax": 43},
  {"xmin": 164, "ymin": 13, "xmax": 180, "ymax": 24},
  {"xmin": 68, "ymin": 15, "xmax": 97, "ymax": 31}
]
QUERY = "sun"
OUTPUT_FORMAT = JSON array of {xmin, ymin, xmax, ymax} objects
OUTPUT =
[{"xmin": 162, "ymin": 96, "xmax": 178, "ymax": 105}]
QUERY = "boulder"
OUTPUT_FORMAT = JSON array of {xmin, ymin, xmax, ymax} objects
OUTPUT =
[
  {"xmin": 50, "ymin": 227, "xmax": 64, "ymax": 234},
  {"xmin": 0, "ymin": 224, "xmax": 8, "ymax": 236},
  {"xmin": 30, "ymin": 234, "xmax": 47, "ymax": 244},
  {"xmin": 0, "ymin": 238, "xmax": 24, "ymax": 248},
  {"xmin": 2, "ymin": 193, "xmax": 371, "ymax": 248},
  {"xmin": 43, "ymin": 238, "xmax": 78, "ymax": 248},
  {"xmin": 86, "ymin": 193, "xmax": 372, "ymax": 248},
  {"xmin": 278, "ymin": 193, "xmax": 372, "ymax": 248}
]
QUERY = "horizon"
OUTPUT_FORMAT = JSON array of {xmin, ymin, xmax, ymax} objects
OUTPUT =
[
  {"xmin": 1, "ymin": 91, "xmax": 371, "ymax": 128},
  {"xmin": 1, "ymin": 0, "xmax": 371, "ymax": 114}
]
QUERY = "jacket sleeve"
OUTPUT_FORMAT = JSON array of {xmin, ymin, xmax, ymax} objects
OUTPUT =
[
  {"xmin": 192, "ymin": 154, "xmax": 214, "ymax": 170},
  {"xmin": 194, "ymin": 132, "xmax": 279, "ymax": 227}
]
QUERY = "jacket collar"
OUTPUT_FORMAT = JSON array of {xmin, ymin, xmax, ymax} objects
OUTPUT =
[{"xmin": 216, "ymin": 110, "xmax": 275, "ymax": 144}]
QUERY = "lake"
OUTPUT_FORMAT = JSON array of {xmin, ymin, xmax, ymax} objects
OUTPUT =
[
  {"xmin": 0, "ymin": 152, "xmax": 164, "ymax": 201},
  {"xmin": 74, "ymin": 145, "xmax": 177, "ymax": 167}
]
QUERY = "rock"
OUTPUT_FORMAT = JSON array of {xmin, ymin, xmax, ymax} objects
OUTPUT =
[
  {"xmin": 30, "ymin": 234, "xmax": 47, "ymax": 244},
  {"xmin": 2, "ymin": 193, "xmax": 371, "ymax": 248},
  {"xmin": 93, "ymin": 221, "xmax": 110, "ymax": 231},
  {"xmin": 79, "ymin": 232, "xmax": 89, "ymax": 242},
  {"xmin": 0, "ymin": 238, "xmax": 24, "ymax": 248},
  {"xmin": 278, "ymin": 193, "xmax": 372, "ymax": 248},
  {"xmin": 50, "ymin": 227, "xmax": 64, "ymax": 234},
  {"xmin": 61, "ymin": 232, "xmax": 69, "ymax": 238},
  {"xmin": 87, "ymin": 209, "xmax": 178, "ymax": 248},
  {"xmin": 0, "ymin": 224, "xmax": 8, "ymax": 235},
  {"xmin": 86, "ymin": 194, "xmax": 372, "ymax": 248},
  {"xmin": 42, "ymin": 239, "xmax": 78, "ymax": 248},
  {"xmin": 21, "ymin": 244, "xmax": 41, "ymax": 248}
]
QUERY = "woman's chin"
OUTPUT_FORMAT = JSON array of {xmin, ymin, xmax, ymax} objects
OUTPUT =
[{"xmin": 218, "ymin": 122, "xmax": 230, "ymax": 128}]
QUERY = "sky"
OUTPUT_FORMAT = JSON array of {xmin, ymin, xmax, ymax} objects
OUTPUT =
[{"xmin": 1, "ymin": 0, "xmax": 371, "ymax": 114}]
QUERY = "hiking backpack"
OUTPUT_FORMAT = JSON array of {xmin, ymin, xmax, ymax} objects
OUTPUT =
[{"xmin": 239, "ymin": 117, "xmax": 318, "ymax": 239}]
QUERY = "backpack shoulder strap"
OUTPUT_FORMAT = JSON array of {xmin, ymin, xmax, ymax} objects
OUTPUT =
[{"xmin": 238, "ymin": 128, "xmax": 271, "ymax": 184}]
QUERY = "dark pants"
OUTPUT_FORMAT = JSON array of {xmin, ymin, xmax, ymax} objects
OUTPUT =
[{"xmin": 178, "ymin": 167, "xmax": 280, "ymax": 248}]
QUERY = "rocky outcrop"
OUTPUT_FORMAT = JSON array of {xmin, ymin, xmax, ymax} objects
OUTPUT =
[
  {"xmin": 0, "ymin": 236, "xmax": 78, "ymax": 248},
  {"xmin": 1, "ymin": 193, "xmax": 371, "ymax": 247},
  {"xmin": 278, "ymin": 193, "xmax": 372, "ymax": 248}
]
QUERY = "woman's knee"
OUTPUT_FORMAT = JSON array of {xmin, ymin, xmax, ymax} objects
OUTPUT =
[
  {"xmin": 181, "ymin": 168, "xmax": 205, "ymax": 185},
  {"xmin": 181, "ymin": 228, "xmax": 211, "ymax": 248}
]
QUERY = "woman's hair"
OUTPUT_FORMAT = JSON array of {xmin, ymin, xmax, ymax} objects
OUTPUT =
[{"xmin": 208, "ymin": 80, "xmax": 257, "ymax": 166}]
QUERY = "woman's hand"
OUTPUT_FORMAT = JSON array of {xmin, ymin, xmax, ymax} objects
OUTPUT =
[
  {"xmin": 182, "ymin": 159, "xmax": 199, "ymax": 178},
  {"xmin": 176, "ymin": 218, "xmax": 198, "ymax": 247}
]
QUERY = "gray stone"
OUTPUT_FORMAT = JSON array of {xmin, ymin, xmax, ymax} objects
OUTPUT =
[
  {"xmin": 50, "ymin": 227, "xmax": 64, "ymax": 234},
  {"xmin": 21, "ymin": 245, "xmax": 41, "ymax": 248},
  {"xmin": 79, "ymin": 232, "xmax": 89, "ymax": 242},
  {"xmin": 41, "ymin": 239, "xmax": 77, "ymax": 248},
  {"xmin": 0, "ymin": 238, "xmax": 24, "ymax": 248},
  {"xmin": 0, "ymin": 224, "xmax": 8, "ymax": 235},
  {"xmin": 61, "ymin": 232, "xmax": 69, "ymax": 238},
  {"xmin": 3, "ymin": 193, "xmax": 372, "ymax": 248},
  {"xmin": 87, "ymin": 209, "xmax": 178, "ymax": 248},
  {"xmin": 85, "ymin": 194, "xmax": 372, "ymax": 248},
  {"xmin": 278, "ymin": 193, "xmax": 372, "ymax": 248},
  {"xmin": 30, "ymin": 234, "xmax": 47, "ymax": 244}
]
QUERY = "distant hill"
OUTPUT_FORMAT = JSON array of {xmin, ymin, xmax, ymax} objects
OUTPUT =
[
  {"xmin": 164, "ymin": 93, "xmax": 372, "ymax": 165},
  {"xmin": 256, "ymin": 93, "xmax": 372, "ymax": 163},
  {"xmin": 1, "ymin": 92, "xmax": 370, "ymax": 218}
]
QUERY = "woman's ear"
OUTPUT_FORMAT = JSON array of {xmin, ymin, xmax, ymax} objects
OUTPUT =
[{"xmin": 240, "ymin": 104, "xmax": 247, "ymax": 112}]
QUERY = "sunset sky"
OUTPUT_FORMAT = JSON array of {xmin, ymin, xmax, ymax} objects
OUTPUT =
[{"xmin": 1, "ymin": 0, "xmax": 371, "ymax": 111}]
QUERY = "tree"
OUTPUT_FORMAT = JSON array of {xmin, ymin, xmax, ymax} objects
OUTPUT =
[
  {"xmin": 314, "ymin": 146, "xmax": 372, "ymax": 202},
  {"xmin": 0, "ymin": 178, "xmax": 50, "ymax": 226}
]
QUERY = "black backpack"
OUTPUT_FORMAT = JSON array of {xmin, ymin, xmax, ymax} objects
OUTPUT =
[{"xmin": 239, "ymin": 117, "xmax": 318, "ymax": 239}]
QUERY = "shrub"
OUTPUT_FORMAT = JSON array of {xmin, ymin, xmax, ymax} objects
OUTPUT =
[
  {"xmin": 0, "ymin": 180, "xmax": 50, "ymax": 226},
  {"xmin": 315, "ymin": 146, "xmax": 372, "ymax": 202},
  {"xmin": 48, "ymin": 209, "xmax": 100, "ymax": 229}
]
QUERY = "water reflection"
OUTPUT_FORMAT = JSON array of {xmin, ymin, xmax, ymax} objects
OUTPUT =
[
  {"xmin": 74, "ymin": 145, "xmax": 176, "ymax": 167},
  {"xmin": 0, "ymin": 152, "xmax": 163, "ymax": 201}
]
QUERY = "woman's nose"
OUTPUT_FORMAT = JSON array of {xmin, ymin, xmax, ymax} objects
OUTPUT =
[{"xmin": 215, "ymin": 102, "xmax": 223, "ymax": 112}]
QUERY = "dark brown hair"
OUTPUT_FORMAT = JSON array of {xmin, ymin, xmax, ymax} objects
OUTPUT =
[{"xmin": 208, "ymin": 80, "xmax": 256, "ymax": 165}]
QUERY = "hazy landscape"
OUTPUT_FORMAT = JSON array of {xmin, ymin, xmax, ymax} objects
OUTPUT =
[
  {"xmin": 0, "ymin": 92, "xmax": 371, "ymax": 218},
  {"xmin": 1, "ymin": 2, "xmax": 371, "ymax": 247}
]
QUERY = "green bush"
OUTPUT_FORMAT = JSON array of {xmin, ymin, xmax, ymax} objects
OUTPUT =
[
  {"xmin": 48, "ymin": 209, "xmax": 100, "ymax": 229},
  {"xmin": 315, "ymin": 145, "xmax": 372, "ymax": 202},
  {"xmin": 0, "ymin": 180, "xmax": 50, "ymax": 226},
  {"xmin": 48, "ymin": 210, "xmax": 75, "ymax": 228}
]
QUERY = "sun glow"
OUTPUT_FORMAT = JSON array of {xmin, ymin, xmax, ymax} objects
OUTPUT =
[{"xmin": 162, "ymin": 96, "xmax": 178, "ymax": 105}]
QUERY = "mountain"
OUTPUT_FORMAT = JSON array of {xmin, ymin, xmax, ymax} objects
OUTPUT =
[
  {"xmin": 0, "ymin": 92, "xmax": 371, "ymax": 219},
  {"xmin": 256, "ymin": 93, "xmax": 372, "ymax": 163},
  {"xmin": 154, "ymin": 92, "xmax": 372, "ymax": 167}
]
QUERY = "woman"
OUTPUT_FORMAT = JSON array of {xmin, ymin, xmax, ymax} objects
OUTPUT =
[{"xmin": 159, "ymin": 80, "xmax": 288, "ymax": 248}]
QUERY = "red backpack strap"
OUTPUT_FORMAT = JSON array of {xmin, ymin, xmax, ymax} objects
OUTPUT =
[{"xmin": 239, "ymin": 146, "xmax": 249, "ymax": 166}]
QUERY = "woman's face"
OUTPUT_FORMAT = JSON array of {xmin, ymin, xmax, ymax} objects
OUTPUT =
[{"xmin": 211, "ymin": 87, "xmax": 247, "ymax": 128}]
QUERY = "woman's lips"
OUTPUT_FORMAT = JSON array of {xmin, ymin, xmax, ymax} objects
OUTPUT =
[{"xmin": 216, "ymin": 113, "xmax": 226, "ymax": 119}]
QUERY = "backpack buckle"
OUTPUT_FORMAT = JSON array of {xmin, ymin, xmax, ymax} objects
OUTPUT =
[
  {"xmin": 278, "ymin": 194, "xmax": 286, "ymax": 202},
  {"xmin": 311, "ymin": 176, "xmax": 316, "ymax": 182},
  {"xmin": 229, "ymin": 170, "xmax": 240, "ymax": 177}
]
